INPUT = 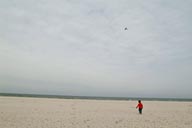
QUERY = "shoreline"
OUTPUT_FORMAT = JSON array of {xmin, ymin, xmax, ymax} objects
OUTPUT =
[{"xmin": 0, "ymin": 93, "xmax": 192, "ymax": 102}]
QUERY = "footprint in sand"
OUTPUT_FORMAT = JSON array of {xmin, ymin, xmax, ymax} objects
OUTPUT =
[{"xmin": 115, "ymin": 119, "xmax": 123, "ymax": 124}]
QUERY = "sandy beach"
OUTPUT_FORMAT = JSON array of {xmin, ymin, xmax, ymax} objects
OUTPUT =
[{"xmin": 0, "ymin": 96, "xmax": 192, "ymax": 128}]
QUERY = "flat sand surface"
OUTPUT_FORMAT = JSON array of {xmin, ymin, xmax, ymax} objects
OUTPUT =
[{"xmin": 0, "ymin": 96, "xmax": 192, "ymax": 128}]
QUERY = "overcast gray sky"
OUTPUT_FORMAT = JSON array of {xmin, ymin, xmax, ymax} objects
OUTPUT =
[{"xmin": 0, "ymin": 0, "xmax": 192, "ymax": 98}]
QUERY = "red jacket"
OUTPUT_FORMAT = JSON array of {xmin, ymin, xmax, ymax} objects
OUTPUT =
[{"xmin": 136, "ymin": 103, "xmax": 143, "ymax": 109}]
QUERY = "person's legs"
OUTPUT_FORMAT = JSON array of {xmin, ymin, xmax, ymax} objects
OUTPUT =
[{"xmin": 139, "ymin": 108, "xmax": 142, "ymax": 114}]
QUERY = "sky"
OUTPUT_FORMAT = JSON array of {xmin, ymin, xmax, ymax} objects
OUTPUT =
[{"xmin": 0, "ymin": 0, "xmax": 192, "ymax": 98}]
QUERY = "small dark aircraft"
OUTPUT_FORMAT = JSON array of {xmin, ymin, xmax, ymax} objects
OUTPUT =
[{"xmin": 124, "ymin": 27, "xmax": 128, "ymax": 30}]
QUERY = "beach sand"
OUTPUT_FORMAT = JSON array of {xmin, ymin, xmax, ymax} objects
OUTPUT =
[{"xmin": 0, "ymin": 96, "xmax": 192, "ymax": 128}]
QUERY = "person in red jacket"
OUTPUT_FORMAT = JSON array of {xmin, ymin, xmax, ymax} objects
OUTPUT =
[{"xmin": 136, "ymin": 100, "xmax": 143, "ymax": 114}]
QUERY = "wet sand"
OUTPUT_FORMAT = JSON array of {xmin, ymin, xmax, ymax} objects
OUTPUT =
[{"xmin": 0, "ymin": 96, "xmax": 192, "ymax": 128}]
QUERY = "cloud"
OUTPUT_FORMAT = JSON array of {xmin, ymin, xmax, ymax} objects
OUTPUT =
[{"xmin": 0, "ymin": 0, "xmax": 192, "ymax": 98}]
